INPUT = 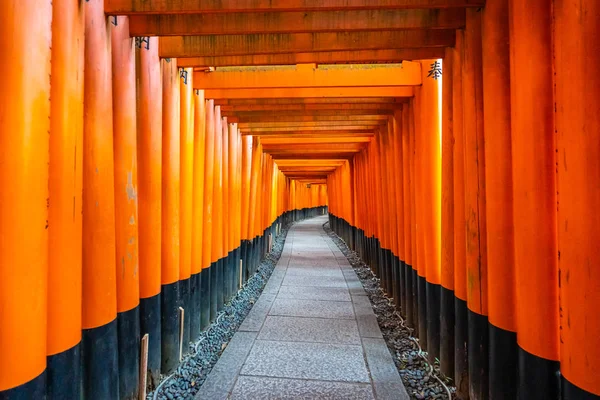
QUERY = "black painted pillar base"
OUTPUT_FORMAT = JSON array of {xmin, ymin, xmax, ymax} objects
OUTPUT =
[
  {"xmin": 562, "ymin": 377, "xmax": 600, "ymax": 400},
  {"xmin": 216, "ymin": 258, "xmax": 224, "ymax": 312},
  {"xmin": 412, "ymin": 268, "xmax": 420, "ymax": 335},
  {"xmin": 140, "ymin": 293, "xmax": 161, "ymax": 389},
  {"xmin": 405, "ymin": 264, "xmax": 414, "ymax": 327},
  {"xmin": 46, "ymin": 343, "xmax": 81, "ymax": 399},
  {"xmin": 455, "ymin": 297, "xmax": 469, "ymax": 399},
  {"xmin": 518, "ymin": 347, "xmax": 560, "ymax": 400},
  {"xmin": 426, "ymin": 282, "xmax": 441, "ymax": 363},
  {"xmin": 161, "ymin": 281, "xmax": 180, "ymax": 374},
  {"xmin": 179, "ymin": 277, "xmax": 190, "ymax": 354},
  {"xmin": 0, "ymin": 371, "xmax": 46, "ymax": 400},
  {"xmin": 117, "ymin": 306, "xmax": 140, "ymax": 400},
  {"xmin": 468, "ymin": 309, "xmax": 489, "ymax": 400},
  {"xmin": 489, "ymin": 324, "xmax": 517, "ymax": 400},
  {"xmin": 418, "ymin": 274, "xmax": 427, "ymax": 346},
  {"xmin": 209, "ymin": 262, "xmax": 218, "ymax": 322},
  {"xmin": 440, "ymin": 286, "xmax": 455, "ymax": 380},
  {"xmin": 190, "ymin": 272, "xmax": 201, "ymax": 341},
  {"xmin": 199, "ymin": 268, "xmax": 211, "ymax": 330},
  {"xmin": 399, "ymin": 260, "xmax": 407, "ymax": 317},
  {"xmin": 82, "ymin": 319, "xmax": 119, "ymax": 399}
]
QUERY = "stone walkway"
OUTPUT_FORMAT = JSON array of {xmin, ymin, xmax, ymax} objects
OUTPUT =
[{"xmin": 195, "ymin": 216, "xmax": 409, "ymax": 400}]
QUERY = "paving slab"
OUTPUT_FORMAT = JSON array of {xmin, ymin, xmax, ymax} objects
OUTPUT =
[
  {"xmin": 269, "ymin": 297, "xmax": 356, "ymax": 319},
  {"xmin": 257, "ymin": 315, "xmax": 361, "ymax": 344},
  {"xmin": 277, "ymin": 285, "xmax": 351, "ymax": 302},
  {"xmin": 230, "ymin": 376, "xmax": 375, "ymax": 400},
  {"xmin": 241, "ymin": 340, "xmax": 370, "ymax": 383}
]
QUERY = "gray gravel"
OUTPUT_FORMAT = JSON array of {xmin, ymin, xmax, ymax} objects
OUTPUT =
[
  {"xmin": 149, "ymin": 224, "xmax": 290, "ymax": 400},
  {"xmin": 322, "ymin": 222, "xmax": 455, "ymax": 400}
]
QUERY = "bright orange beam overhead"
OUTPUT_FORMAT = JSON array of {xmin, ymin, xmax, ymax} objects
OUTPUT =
[
  {"xmin": 177, "ymin": 49, "xmax": 447, "ymax": 67},
  {"xmin": 242, "ymin": 129, "xmax": 375, "ymax": 136},
  {"xmin": 260, "ymin": 136, "xmax": 372, "ymax": 144},
  {"xmin": 205, "ymin": 87, "xmax": 414, "ymax": 99},
  {"xmin": 159, "ymin": 31, "xmax": 455, "ymax": 58},
  {"xmin": 220, "ymin": 104, "xmax": 402, "ymax": 112},
  {"xmin": 229, "ymin": 115, "xmax": 389, "ymax": 124},
  {"xmin": 129, "ymin": 9, "xmax": 465, "ymax": 36},
  {"xmin": 215, "ymin": 97, "xmax": 403, "ymax": 105},
  {"xmin": 106, "ymin": 0, "xmax": 486, "ymax": 14},
  {"xmin": 193, "ymin": 63, "xmax": 421, "ymax": 89}
]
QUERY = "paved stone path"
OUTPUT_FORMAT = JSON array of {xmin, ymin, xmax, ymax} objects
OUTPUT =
[{"xmin": 195, "ymin": 216, "xmax": 409, "ymax": 400}]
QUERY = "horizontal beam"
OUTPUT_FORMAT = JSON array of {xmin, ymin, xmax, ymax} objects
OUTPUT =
[
  {"xmin": 239, "ymin": 121, "xmax": 384, "ymax": 128},
  {"xmin": 194, "ymin": 63, "xmax": 420, "ymax": 89},
  {"xmin": 106, "ymin": 0, "xmax": 485, "ymax": 14},
  {"xmin": 243, "ymin": 129, "xmax": 375, "ymax": 136},
  {"xmin": 214, "ymin": 97, "xmax": 403, "ymax": 105},
  {"xmin": 276, "ymin": 159, "xmax": 347, "ymax": 165},
  {"xmin": 179, "ymin": 48, "xmax": 446, "ymax": 67},
  {"xmin": 159, "ymin": 30, "xmax": 455, "ymax": 57},
  {"xmin": 205, "ymin": 87, "xmax": 414, "ymax": 99},
  {"xmin": 261, "ymin": 137, "xmax": 372, "ymax": 144},
  {"xmin": 273, "ymin": 153, "xmax": 354, "ymax": 160},
  {"xmin": 220, "ymin": 108, "xmax": 399, "ymax": 118},
  {"xmin": 240, "ymin": 125, "xmax": 380, "ymax": 136},
  {"xmin": 129, "ymin": 9, "xmax": 465, "ymax": 36},
  {"xmin": 220, "ymin": 103, "xmax": 402, "ymax": 112},
  {"xmin": 230, "ymin": 115, "xmax": 389, "ymax": 123}
]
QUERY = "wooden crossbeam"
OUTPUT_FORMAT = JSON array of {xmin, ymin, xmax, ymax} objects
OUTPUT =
[
  {"xmin": 214, "ymin": 97, "xmax": 403, "ymax": 105},
  {"xmin": 129, "ymin": 9, "xmax": 465, "ymax": 36},
  {"xmin": 179, "ymin": 48, "xmax": 446, "ymax": 67},
  {"xmin": 159, "ymin": 30, "xmax": 455, "ymax": 58},
  {"xmin": 106, "ymin": 0, "xmax": 486, "ymax": 15},
  {"xmin": 194, "ymin": 63, "xmax": 420, "ymax": 89},
  {"xmin": 229, "ymin": 115, "xmax": 389, "ymax": 124},
  {"xmin": 242, "ymin": 129, "xmax": 375, "ymax": 136},
  {"xmin": 205, "ymin": 87, "xmax": 414, "ymax": 99},
  {"xmin": 220, "ymin": 103, "xmax": 402, "ymax": 112}
]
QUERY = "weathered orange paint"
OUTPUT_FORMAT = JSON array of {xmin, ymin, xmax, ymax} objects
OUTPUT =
[
  {"xmin": 509, "ymin": 0, "xmax": 558, "ymax": 361},
  {"xmin": 452, "ymin": 30, "xmax": 467, "ymax": 302},
  {"xmin": 191, "ymin": 90, "xmax": 206, "ymax": 274},
  {"xmin": 0, "ymin": 0, "xmax": 51, "ymax": 390},
  {"xmin": 482, "ymin": 0, "xmax": 515, "ymax": 332},
  {"xmin": 205, "ymin": 87, "xmax": 414, "ymax": 99},
  {"xmin": 47, "ymin": 0, "xmax": 84, "ymax": 357},
  {"xmin": 112, "ymin": 16, "xmax": 140, "ymax": 312},
  {"xmin": 419, "ymin": 59, "xmax": 442, "ymax": 285},
  {"xmin": 82, "ymin": 0, "xmax": 118, "ymax": 330},
  {"xmin": 222, "ymin": 119, "xmax": 230, "ymax": 253},
  {"xmin": 177, "ymin": 49, "xmax": 446, "ymax": 68},
  {"xmin": 441, "ymin": 51, "xmax": 454, "ymax": 291},
  {"xmin": 130, "ymin": 9, "xmax": 465, "ymax": 36},
  {"xmin": 161, "ymin": 59, "xmax": 181, "ymax": 285},
  {"xmin": 555, "ymin": 1, "xmax": 600, "ymax": 394},
  {"xmin": 160, "ymin": 31, "xmax": 455, "ymax": 59},
  {"xmin": 106, "ymin": 0, "xmax": 485, "ymax": 14},
  {"xmin": 212, "ymin": 109, "xmax": 224, "ymax": 261},
  {"xmin": 202, "ymin": 100, "xmax": 215, "ymax": 269},
  {"xmin": 136, "ymin": 37, "xmax": 162, "ymax": 298},
  {"xmin": 194, "ymin": 64, "xmax": 421, "ymax": 89},
  {"xmin": 462, "ymin": 10, "xmax": 487, "ymax": 315},
  {"xmin": 241, "ymin": 136, "xmax": 253, "ymax": 241},
  {"xmin": 180, "ymin": 67, "xmax": 194, "ymax": 281}
]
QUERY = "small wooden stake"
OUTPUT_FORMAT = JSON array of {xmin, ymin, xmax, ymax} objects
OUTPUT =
[
  {"xmin": 239, "ymin": 259, "xmax": 243, "ymax": 289},
  {"xmin": 179, "ymin": 306, "xmax": 185, "ymax": 361},
  {"xmin": 139, "ymin": 334, "xmax": 149, "ymax": 400},
  {"xmin": 268, "ymin": 234, "xmax": 272, "ymax": 252}
]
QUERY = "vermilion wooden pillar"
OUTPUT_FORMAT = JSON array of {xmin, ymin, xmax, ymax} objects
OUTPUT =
[
  {"xmin": 161, "ymin": 58, "xmax": 181, "ymax": 374},
  {"xmin": 463, "ymin": 9, "xmax": 489, "ymax": 399},
  {"xmin": 554, "ymin": 1, "xmax": 600, "ymax": 398},
  {"xmin": 82, "ymin": 1, "xmax": 120, "ymax": 398},
  {"xmin": 135, "ymin": 36, "xmax": 162, "ymax": 388},
  {"xmin": 0, "ymin": 0, "xmax": 51, "ymax": 397},
  {"xmin": 482, "ymin": 1, "xmax": 517, "ymax": 399},
  {"xmin": 47, "ymin": 0, "xmax": 84, "ymax": 397},
  {"xmin": 509, "ymin": 0, "xmax": 560, "ymax": 398},
  {"xmin": 201, "ymin": 99, "xmax": 215, "ymax": 329},
  {"xmin": 191, "ymin": 89, "xmax": 205, "ymax": 340},
  {"xmin": 111, "ymin": 16, "xmax": 141, "ymax": 399}
]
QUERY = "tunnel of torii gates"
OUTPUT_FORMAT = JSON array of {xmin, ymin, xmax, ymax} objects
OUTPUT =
[{"xmin": 0, "ymin": 0, "xmax": 598, "ymax": 400}]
